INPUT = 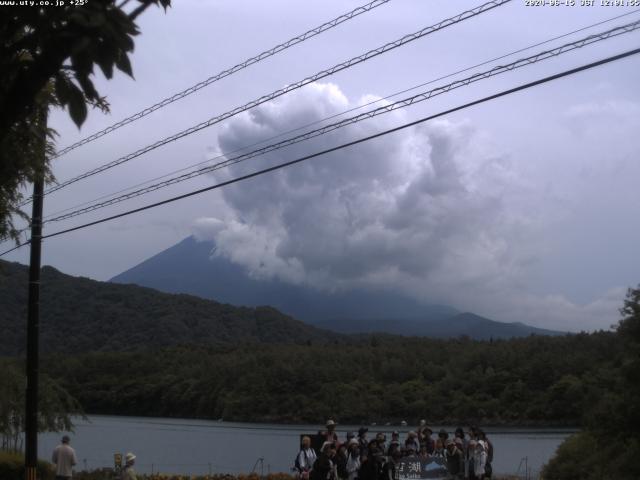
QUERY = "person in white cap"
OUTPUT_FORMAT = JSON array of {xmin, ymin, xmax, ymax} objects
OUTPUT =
[
  {"xmin": 52, "ymin": 435, "xmax": 77, "ymax": 480},
  {"xmin": 323, "ymin": 419, "xmax": 339, "ymax": 447},
  {"xmin": 121, "ymin": 452, "xmax": 137, "ymax": 480}
]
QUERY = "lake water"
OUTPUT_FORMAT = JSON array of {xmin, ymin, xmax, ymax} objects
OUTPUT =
[{"xmin": 39, "ymin": 415, "xmax": 575, "ymax": 477}]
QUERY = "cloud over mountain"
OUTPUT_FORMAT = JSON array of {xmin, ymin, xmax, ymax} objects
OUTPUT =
[{"xmin": 192, "ymin": 82, "xmax": 628, "ymax": 331}]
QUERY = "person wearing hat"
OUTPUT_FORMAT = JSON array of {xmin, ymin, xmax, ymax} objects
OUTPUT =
[
  {"xmin": 121, "ymin": 452, "xmax": 137, "ymax": 480},
  {"xmin": 52, "ymin": 435, "xmax": 77, "ymax": 480},
  {"xmin": 323, "ymin": 419, "xmax": 340, "ymax": 447}
]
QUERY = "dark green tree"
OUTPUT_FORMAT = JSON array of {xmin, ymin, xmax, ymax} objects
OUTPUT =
[
  {"xmin": 0, "ymin": 0, "xmax": 171, "ymax": 241},
  {"xmin": 0, "ymin": 362, "xmax": 82, "ymax": 452},
  {"xmin": 543, "ymin": 286, "xmax": 640, "ymax": 480}
]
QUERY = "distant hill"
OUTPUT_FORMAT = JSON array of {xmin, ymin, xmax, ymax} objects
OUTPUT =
[
  {"xmin": 315, "ymin": 312, "xmax": 563, "ymax": 339},
  {"xmin": 111, "ymin": 236, "xmax": 565, "ymax": 339},
  {"xmin": 0, "ymin": 259, "xmax": 345, "ymax": 356}
]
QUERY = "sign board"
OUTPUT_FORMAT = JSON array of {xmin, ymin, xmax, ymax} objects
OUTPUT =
[{"xmin": 397, "ymin": 455, "xmax": 449, "ymax": 480}]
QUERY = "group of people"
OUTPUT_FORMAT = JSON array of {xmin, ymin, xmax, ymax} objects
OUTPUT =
[
  {"xmin": 294, "ymin": 420, "xmax": 493, "ymax": 480},
  {"xmin": 51, "ymin": 435, "xmax": 137, "ymax": 480}
]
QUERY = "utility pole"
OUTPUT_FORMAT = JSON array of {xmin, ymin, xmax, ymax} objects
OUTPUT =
[{"xmin": 25, "ymin": 107, "xmax": 46, "ymax": 480}]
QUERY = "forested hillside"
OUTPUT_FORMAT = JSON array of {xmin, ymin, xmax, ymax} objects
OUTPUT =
[
  {"xmin": 33, "ymin": 331, "xmax": 619, "ymax": 426},
  {"xmin": 0, "ymin": 260, "xmax": 344, "ymax": 355}
]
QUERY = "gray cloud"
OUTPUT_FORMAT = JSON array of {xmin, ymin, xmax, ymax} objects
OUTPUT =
[{"xmin": 190, "ymin": 82, "xmax": 639, "ymax": 331}]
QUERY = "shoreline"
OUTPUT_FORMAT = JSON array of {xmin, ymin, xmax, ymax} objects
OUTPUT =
[{"xmin": 73, "ymin": 412, "xmax": 581, "ymax": 432}]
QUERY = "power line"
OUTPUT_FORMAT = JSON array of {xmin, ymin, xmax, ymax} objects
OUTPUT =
[
  {"xmin": 30, "ymin": 0, "xmax": 511, "ymax": 203},
  {"xmin": 39, "ymin": 19, "xmax": 640, "ymax": 225},
  {"xmin": 40, "ymin": 8, "xmax": 640, "ymax": 223},
  {"xmin": 3, "ymin": 45, "xmax": 637, "ymax": 257},
  {"xmin": 51, "ymin": 0, "xmax": 392, "ymax": 159}
]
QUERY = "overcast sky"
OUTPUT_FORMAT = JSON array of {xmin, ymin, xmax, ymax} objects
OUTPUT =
[{"xmin": 4, "ymin": 0, "xmax": 640, "ymax": 331}]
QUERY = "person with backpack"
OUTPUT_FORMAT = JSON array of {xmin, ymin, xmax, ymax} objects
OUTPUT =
[{"xmin": 296, "ymin": 436, "xmax": 318, "ymax": 480}]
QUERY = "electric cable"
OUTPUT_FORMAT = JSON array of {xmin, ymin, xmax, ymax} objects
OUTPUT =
[
  {"xmin": 29, "ymin": 0, "xmax": 511, "ymax": 203},
  {"xmin": 3, "ymin": 45, "xmax": 637, "ymax": 257},
  {"xmin": 39, "ymin": 19, "xmax": 640, "ymax": 225},
  {"xmin": 52, "ymin": 0, "xmax": 392, "ymax": 159},
  {"xmin": 40, "ymin": 8, "xmax": 640, "ymax": 223}
]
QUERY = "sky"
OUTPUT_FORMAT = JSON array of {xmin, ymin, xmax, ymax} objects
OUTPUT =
[{"xmin": 3, "ymin": 0, "xmax": 640, "ymax": 331}]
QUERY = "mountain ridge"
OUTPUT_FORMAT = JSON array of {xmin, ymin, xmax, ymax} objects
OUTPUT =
[
  {"xmin": 110, "ymin": 236, "xmax": 565, "ymax": 339},
  {"xmin": 0, "ymin": 259, "xmax": 346, "ymax": 356}
]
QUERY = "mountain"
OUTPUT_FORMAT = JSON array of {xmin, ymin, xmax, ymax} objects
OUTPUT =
[
  {"xmin": 0, "ymin": 259, "xmax": 345, "ymax": 356},
  {"xmin": 110, "ymin": 236, "xmax": 565, "ymax": 339},
  {"xmin": 110, "ymin": 236, "xmax": 459, "ymax": 324}
]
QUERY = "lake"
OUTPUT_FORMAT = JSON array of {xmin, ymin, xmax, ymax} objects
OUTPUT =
[{"xmin": 39, "ymin": 415, "xmax": 575, "ymax": 477}]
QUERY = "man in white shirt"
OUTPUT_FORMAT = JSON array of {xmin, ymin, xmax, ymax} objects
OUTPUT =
[{"xmin": 51, "ymin": 435, "xmax": 77, "ymax": 480}]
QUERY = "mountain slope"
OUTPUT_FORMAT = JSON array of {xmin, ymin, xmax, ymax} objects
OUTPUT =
[
  {"xmin": 110, "ymin": 236, "xmax": 564, "ymax": 339},
  {"xmin": 110, "ymin": 236, "xmax": 459, "ymax": 323},
  {"xmin": 0, "ymin": 259, "xmax": 345, "ymax": 356}
]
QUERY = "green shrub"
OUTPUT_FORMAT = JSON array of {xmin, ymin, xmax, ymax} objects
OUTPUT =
[
  {"xmin": 0, "ymin": 451, "xmax": 54, "ymax": 480},
  {"xmin": 542, "ymin": 432, "xmax": 640, "ymax": 480}
]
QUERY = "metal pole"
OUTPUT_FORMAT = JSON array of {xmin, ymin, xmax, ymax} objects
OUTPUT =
[{"xmin": 25, "ymin": 108, "xmax": 46, "ymax": 480}]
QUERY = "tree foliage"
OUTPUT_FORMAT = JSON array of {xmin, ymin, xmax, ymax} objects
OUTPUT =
[
  {"xmin": 543, "ymin": 285, "xmax": 640, "ymax": 480},
  {"xmin": 0, "ymin": 362, "xmax": 82, "ymax": 452},
  {"xmin": 0, "ymin": 260, "xmax": 345, "ymax": 356},
  {"xmin": 0, "ymin": 0, "xmax": 171, "ymax": 241},
  {"xmin": 35, "ymin": 331, "xmax": 622, "ymax": 427}
]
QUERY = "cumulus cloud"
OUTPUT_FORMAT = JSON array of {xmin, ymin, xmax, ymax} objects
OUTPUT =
[{"xmin": 192, "ymin": 82, "xmax": 627, "ymax": 331}]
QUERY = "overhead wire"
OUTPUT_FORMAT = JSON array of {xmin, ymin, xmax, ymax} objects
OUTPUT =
[
  {"xmin": 51, "ymin": 0, "xmax": 393, "ymax": 159},
  {"xmin": 25, "ymin": 0, "xmax": 512, "ymax": 204},
  {"xmin": 37, "ymin": 19, "xmax": 640, "ymax": 225},
  {"xmin": 39, "ymin": 8, "xmax": 640, "ymax": 223},
  {"xmin": 4, "ymin": 8, "xmax": 639, "ymax": 244},
  {"xmin": 3, "ymin": 46, "xmax": 638, "ymax": 257}
]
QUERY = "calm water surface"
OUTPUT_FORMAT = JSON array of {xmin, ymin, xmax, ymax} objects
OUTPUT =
[{"xmin": 39, "ymin": 415, "xmax": 575, "ymax": 477}]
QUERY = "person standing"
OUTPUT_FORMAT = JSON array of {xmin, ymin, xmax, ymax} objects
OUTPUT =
[
  {"xmin": 324, "ymin": 420, "xmax": 340, "ymax": 448},
  {"xmin": 444, "ymin": 440, "xmax": 464, "ymax": 479},
  {"xmin": 472, "ymin": 441, "xmax": 487, "ymax": 480},
  {"xmin": 51, "ymin": 435, "xmax": 77, "ymax": 480},
  {"xmin": 357, "ymin": 427, "xmax": 369, "ymax": 454},
  {"xmin": 312, "ymin": 442, "xmax": 337, "ymax": 480},
  {"xmin": 346, "ymin": 440, "xmax": 361, "ymax": 480},
  {"xmin": 297, "ymin": 436, "xmax": 318, "ymax": 479},
  {"xmin": 121, "ymin": 452, "xmax": 137, "ymax": 480}
]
